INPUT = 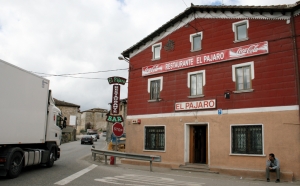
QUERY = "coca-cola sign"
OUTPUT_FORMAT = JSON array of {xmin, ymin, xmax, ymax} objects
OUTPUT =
[{"xmin": 142, "ymin": 41, "xmax": 268, "ymax": 76}]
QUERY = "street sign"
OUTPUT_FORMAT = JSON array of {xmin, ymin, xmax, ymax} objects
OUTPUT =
[
  {"xmin": 106, "ymin": 115, "xmax": 124, "ymax": 122},
  {"xmin": 112, "ymin": 122, "xmax": 124, "ymax": 137},
  {"xmin": 108, "ymin": 76, "xmax": 127, "ymax": 85},
  {"xmin": 111, "ymin": 85, "xmax": 120, "ymax": 114},
  {"xmin": 218, "ymin": 109, "xmax": 222, "ymax": 115}
]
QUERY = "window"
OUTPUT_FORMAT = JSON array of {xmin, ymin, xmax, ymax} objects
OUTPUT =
[
  {"xmin": 232, "ymin": 20, "xmax": 249, "ymax": 42},
  {"xmin": 147, "ymin": 76, "xmax": 163, "ymax": 101},
  {"xmin": 145, "ymin": 126, "xmax": 165, "ymax": 151},
  {"xmin": 231, "ymin": 125, "xmax": 263, "ymax": 155},
  {"xmin": 150, "ymin": 80, "xmax": 160, "ymax": 100},
  {"xmin": 56, "ymin": 115, "xmax": 61, "ymax": 127},
  {"xmin": 190, "ymin": 32, "xmax": 203, "ymax": 52},
  {"xmin": 152, "ymin": 43, "xmax": 162, "ymax": 60},
  {"xmin": 69, "ymin": 115, "xmax": 76, "ymax": 126},
  {"xmin": 187, "ymin": 70, "xmax": 206, "ymax": 97},
  {"xmin": 232, "ymin": 62, "xmax": 254, "ymax": 92}
]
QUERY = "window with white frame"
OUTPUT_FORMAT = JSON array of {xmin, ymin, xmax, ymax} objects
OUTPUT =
[
  {"xmin": 231, "ymin": 125, "xmax": 263, "ymax": 155},
  {"xmin": 144, "ymin": 126, "xmax": 165, "ymax": 151},
  {"xmin": 148, "ymin": 76, "xmax": 163, "ymax": 101},
  {"xmin": 232, "ymin": 20, "xmax": 249, "ymax": 42},
  {"xmin": 232, "ymin": 62, "xmax": 254, "ymax": 91},
  {"xmin": 190, "ymin": 32, "xmax": 203, "ymax": 51},
  {"xmin": 187, "ymin": 70, "xmax": 206, "ymax": 97},
  {"xmin": 152, "ymin": 43, "xmax": 162, "ymax": 60}
]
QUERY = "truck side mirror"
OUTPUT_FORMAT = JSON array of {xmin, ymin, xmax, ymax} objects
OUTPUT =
[{"xmin": 63, "ymin": 117, "xmax": 67, "ymax": 128}]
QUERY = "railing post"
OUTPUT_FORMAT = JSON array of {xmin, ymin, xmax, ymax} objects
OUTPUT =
[
  {"xmin": 93, "ymin": 152, "xmax": 96, "ymax": 161},
  {"xmin": 150, "ymin": 161, "xmax": 152, "ymax": 172}
]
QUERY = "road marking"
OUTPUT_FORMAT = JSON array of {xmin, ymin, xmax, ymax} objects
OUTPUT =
[
  {"xmin": 95, "ymin": 174, "xmax": 204, "ymax": 186},
  {"xmin": 55, "ymin": 164, "xmax": 97, "ymax": 185}
]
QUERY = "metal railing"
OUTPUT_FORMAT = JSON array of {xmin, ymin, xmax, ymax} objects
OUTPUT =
[{"xmin": 91, "ymin": 148, "xmax": 161, "ymax": 171}]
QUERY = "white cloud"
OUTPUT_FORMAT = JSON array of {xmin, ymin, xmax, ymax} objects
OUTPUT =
[{"xmin": 0, "ymin": 0, "xmax": 296, "ymax": 111}]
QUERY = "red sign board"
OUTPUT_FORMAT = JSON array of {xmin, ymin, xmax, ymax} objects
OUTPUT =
[
  {"xmin": 113, "ymin": 122, "xmax": 124, "ymax": 137},
  {"xmin": 111, "ymin": 85, "xmax": 120, "ymax": 114},
  {"xmin": 142, "ymin": 41, "xmax": 268, "ymax": 76}
]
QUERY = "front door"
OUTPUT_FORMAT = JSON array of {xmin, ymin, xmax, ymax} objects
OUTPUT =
[{"xmin": 189, "ymin": 125, "xmax": 207, "ymax": 164}]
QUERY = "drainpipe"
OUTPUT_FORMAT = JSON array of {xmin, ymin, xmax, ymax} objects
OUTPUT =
[{"xmin": 290, "ymin": 12, "xmax": 300, "ymax": 119}]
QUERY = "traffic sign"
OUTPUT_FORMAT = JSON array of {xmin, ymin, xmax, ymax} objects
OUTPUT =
[{"xmin": 112, "ymin": 122, "xmax": 124, "ymax": 137}]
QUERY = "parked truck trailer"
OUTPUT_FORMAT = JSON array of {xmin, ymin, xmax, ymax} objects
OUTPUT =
[{"xmin": 0, "ymin": 59, "xmax": 66, "ymax": 178}]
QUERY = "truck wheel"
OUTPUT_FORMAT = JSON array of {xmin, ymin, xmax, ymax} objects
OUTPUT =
[
  {"xmin": 46, "ymin": 148, "xmax": 55, "ymax": 168},
  {"xmin": 7, "ymin": 152, "xmax": 23, "ymax": 179}
]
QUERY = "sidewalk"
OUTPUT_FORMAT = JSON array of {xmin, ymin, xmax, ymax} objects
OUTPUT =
[{"xmin": 83, "ymin": 154, "xmax": 300, "ymax": 185}]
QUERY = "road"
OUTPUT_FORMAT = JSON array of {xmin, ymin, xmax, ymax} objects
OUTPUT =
[{"xmin": 1, "ymin": 135, "xmax": 298, "ymax": 186}]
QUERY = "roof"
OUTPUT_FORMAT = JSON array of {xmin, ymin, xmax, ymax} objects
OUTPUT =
[
  {"xmin": 54, "ymin": 98, "xmax": 80, "ymax": 108},
  {"xmin": 121, "ymin": 1, "xmax": 300, "ymax": 58},
  {"xmin": 82, "ymin": 108, "xmax": 108, "ymax": 113}
]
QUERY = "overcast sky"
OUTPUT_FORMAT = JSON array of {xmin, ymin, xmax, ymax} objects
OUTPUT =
[{"xmin": 0, "ymin": 0, "xmax": 296, "ymax": 111}]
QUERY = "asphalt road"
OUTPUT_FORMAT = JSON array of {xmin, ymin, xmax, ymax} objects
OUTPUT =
[{"xmin": 1, "ymin": 135, "xmax": 299, "ymax": 186}]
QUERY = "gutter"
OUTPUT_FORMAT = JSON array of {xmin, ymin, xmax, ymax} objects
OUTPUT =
[{"xmin": 290, "ymin": 12, "xmax": 300, "ymax": 119}]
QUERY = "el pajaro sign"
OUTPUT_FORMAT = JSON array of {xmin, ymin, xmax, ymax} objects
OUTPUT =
[
  {"xmin": 108, "ymin": 76, "xmax": 127, "ymax": 85},
  {"xmin": 175, "ymin": 99, "xmax": 216, "ymax": 111},
  {"xmin": 106, "ymin": 115, "xmax": 124, "ymax": 122},
  {"xmin": 142, "ymin": 41, "xmax": 269, "ymax": 76}
]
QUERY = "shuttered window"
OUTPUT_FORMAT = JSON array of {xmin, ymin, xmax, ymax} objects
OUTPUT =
[
  {"xmin": 145, "ymin": 126, "xmax": 165, "ymax": 151},
  {"xmin": 232, "ymin": 125, "xmax": 262, "ymax": 154}
]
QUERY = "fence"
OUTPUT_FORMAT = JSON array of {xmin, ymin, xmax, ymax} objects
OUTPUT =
[{"xmin": 91, "ymin": 148, "xmax": 161, "ymax": 171}]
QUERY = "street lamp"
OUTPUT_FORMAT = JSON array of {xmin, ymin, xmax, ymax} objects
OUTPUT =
[{"xmin": 118, "ymin": 56, "xmax": 130, "ymax": 63}]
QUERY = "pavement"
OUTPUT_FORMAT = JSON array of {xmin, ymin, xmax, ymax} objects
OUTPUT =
[{"xmin": 83, "ymin": 153, "xmax": 300, "ymax": 185}]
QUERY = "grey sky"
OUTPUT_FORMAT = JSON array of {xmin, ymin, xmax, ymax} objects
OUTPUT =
[{"xmin": 0, "ymin": 0, "xmax": 296, "ymax": 111}]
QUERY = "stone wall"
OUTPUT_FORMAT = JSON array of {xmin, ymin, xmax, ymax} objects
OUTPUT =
[{"xmin": 81, "ymin": 109, "xmax": 108, "ymax": 132}]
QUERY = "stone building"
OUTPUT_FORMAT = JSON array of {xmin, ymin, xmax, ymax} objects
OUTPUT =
[
  {"xmin": 54, "ymin": 98, "xmax": 80, "ymax": 139},
  {"xmin": 80, "ymin": 108, "xmax": 108, "ymax": 132}
]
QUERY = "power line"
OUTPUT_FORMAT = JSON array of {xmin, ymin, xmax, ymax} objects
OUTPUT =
[
  {"xmin": 31, "ymin": 68, "xmax": 129, "ymax": 80},
  {"xmin": 31, "ymin": 68, "xmax": 128, "ymax": 77},
  {"xmin": 181, "ymin": 0, "xmax": 188, "ymax": 7},
  {"xmin": 42, "ymin": 75, "xmax": 108, "ymax": 80}
]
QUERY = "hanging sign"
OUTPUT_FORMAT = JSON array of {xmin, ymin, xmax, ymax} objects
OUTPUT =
[
  {"xmin": 111, "ymin": 85, "xmax": 120, "ymax": 114},
  {"xmin": 108, "ymin": 76, "xmax": 127, "ymax": 85},
  {"xmin": 106, "ymin": 115, "xmax": 124, "ymax": 122},
  {"xmin": 142, "ymin": 41, "xmax": 268, "ymax": 76}
]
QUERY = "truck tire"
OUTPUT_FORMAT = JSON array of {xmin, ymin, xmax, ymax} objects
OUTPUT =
[
  {"xmin": 46, "ymin": 148, "xmax": 55, "ymax": 168},
  {"xmin": 7, "ymin": 152, "xmax": 23, "ymax": 179}
]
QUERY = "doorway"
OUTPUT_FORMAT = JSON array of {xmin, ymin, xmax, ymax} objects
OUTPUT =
[{"xmin": 189, "ymin": 125, "xmax": 207, "ymax": 164}]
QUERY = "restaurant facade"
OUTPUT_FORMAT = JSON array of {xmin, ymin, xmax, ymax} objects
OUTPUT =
[{"xmin": 121, "ymin": 2, "xmax": 300, "ymax": 181}]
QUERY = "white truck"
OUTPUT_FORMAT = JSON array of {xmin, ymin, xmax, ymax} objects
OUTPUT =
[{"xmin": 0, "ymin": 59, "xmax": 66, "ymax": 178}]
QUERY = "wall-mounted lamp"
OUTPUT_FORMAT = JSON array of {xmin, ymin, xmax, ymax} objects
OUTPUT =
[
  {"xmin": 118, "ymin": 56, "xmax": 133, "ymax": 70},
  {"xmin": 118, "ymin": 56, "xmax": 129, "ymax": 63},
  {"xmin": 224, "ymin": 90, "xmax": 232, "ymax": 99}
]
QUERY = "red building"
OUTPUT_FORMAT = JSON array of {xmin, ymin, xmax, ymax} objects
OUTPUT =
[{"xmin": 121, "ymin": 2, "xmax": 300, "ymax": 181}]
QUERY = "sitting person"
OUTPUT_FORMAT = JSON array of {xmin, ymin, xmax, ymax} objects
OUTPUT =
[{"xmin": 266, "ymin": 153, "xmax": 280, "ymax": 183}]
